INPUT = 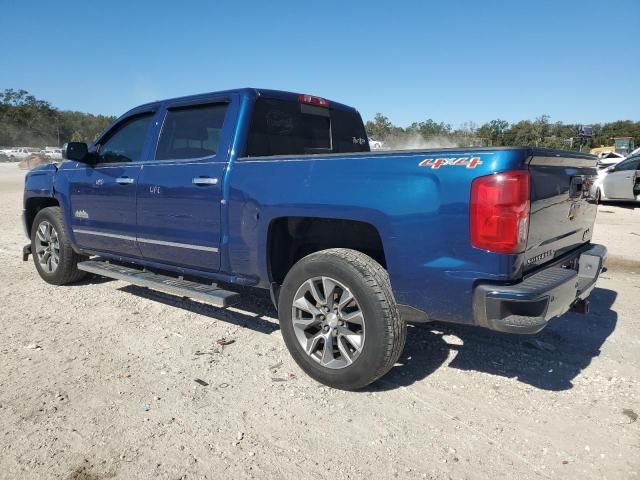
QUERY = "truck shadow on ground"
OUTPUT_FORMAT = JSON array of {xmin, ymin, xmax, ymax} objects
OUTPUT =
[
  {"xmin": 113, "ymin": 280, "xmax": 617, "ymax": 392},
  {"xmin": 119, "ymin": 284, "xmax": 281, "ymax": 335},
  {"xmin": 371, "ymin": 287, "xmax": 618, "ymax": 392}
]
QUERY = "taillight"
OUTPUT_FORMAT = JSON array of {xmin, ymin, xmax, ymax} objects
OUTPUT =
[
  {"xmin": 298, "ymin": 94, "xmax": 330, "ymax": 107},
  {"xmin": 470, "ymin": 170, "xmax": 530, "ymax": 254}
]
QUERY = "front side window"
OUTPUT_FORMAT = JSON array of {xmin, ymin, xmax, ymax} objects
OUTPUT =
[
  {"xmin": 155, "ymin": 103, "xmax": 228, "ymax": 160},
  {"xmin": 614, "ymin": 156, "xmax": 640, "ymax": 171},
  {"xmin": 98, "ymin": 114, "xmax": 154, "ymax": 163}
]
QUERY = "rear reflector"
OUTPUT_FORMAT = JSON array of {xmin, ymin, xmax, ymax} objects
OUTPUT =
[
  {"xmin": 298, "ymin": 94, "xmax": 330, "ymax": 107},
  {"xmin": 470, "ymin": 170, "xmax": 530, "ymax": 254}
]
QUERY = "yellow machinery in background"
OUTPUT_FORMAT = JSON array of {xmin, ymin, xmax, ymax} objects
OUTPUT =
[
  {"xmin": 591, "ymin": 137, "xmax": 635, "ymax": 156},
  {"xmin": 590, "ymin": 145, "xmax": 616, "ymax": 155}
]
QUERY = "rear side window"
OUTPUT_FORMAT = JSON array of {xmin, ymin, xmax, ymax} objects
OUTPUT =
[
  {"xmin": 98, "ymin": 113, "xmax": 154, "ymax": 163},
  {"xmin": 331, "ymin": 108, "xmax": 370, "ymax": 153},
  {"xmin": 156, "ymin": 103, "xmax": 228, "ymax": 160},
  {"xmin": 245, "ymin": 98, "xmax": 369, "ymax": 157}
]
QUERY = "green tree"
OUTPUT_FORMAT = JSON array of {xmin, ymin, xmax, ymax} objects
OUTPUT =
[
  {"xmin": 0, "ymin": 88, "xmax": 115, "ymax": 148},
  {"xmin": 406, "ymin": 119, "xmax": 452, "ymax": 138},
  {"xmin": 476, "ymin": 119, "xmax": 510, "ymax": 146},
  {"xmin": 0, "ymin": 88, "xmax": 58, "ymax": 146},
  {"xmin": 365, "ymin": 113, "xmax": 394, "ymax": 140}
]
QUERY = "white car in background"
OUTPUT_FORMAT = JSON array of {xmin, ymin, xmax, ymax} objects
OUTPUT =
[
  {"xmin": 596, "ymin": 151, "xmax": 625, "ymax": 169},
  {"xmin": 368, "ymin": 138, "xmax": 384, "ymax": 150},
  {"xmin": 591, "ymin": 153, "xmax": 640, "ymax": 203},
  {"xmin": 41, "ymin": 147, "xmax": 62, "ymax": 159},
  {"xmin": 2, "ymin": 147, "xmax": 32, "ymax": 159}
]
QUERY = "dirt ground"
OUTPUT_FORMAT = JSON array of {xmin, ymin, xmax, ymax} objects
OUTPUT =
[{"xmin": 0, "ymin": 162, "xmax": 638, "ymax": 480}]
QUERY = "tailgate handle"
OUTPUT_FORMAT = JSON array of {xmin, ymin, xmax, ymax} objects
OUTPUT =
[{"xmin": 570, "ymin": 176, "xmax": 584, "ymax": 199}]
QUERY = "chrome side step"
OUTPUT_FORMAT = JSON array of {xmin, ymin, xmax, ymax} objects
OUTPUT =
[{"xmin": 77, "ymin": 260, "xmax": 240, "ymax": 307}]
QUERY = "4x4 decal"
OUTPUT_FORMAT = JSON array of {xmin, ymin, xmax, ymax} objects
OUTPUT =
[{"xmin": 419, "ymin": 156, "xmax": 482, "ymax": 169}]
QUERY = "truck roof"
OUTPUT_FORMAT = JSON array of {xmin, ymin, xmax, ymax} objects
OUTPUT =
[{"xmin": 129, "ymin": 88, "xmax": 358, "ymax": 115}]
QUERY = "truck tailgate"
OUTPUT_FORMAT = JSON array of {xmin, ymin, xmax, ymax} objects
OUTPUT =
[{"xmin": 524, "ymin": 152, "xmax": 598, "ymax": 272}]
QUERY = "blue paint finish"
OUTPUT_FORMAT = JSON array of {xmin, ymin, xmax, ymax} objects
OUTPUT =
[
  {"xmin": 67, "ymin": 163, "xmax": 142, "ymax": 257},
  {"xmin": 23, "ymin": 88, "xmax": 599, "ymax": 328},
  {"xmin": 227, "ymin": 149, "xmax": 525, "ymax": 323},
  {"xmin": 23, "ymin": 164, "xmax": 56, "ymax": 198},
  {"xmin": 134, "ymin": 94, "xmax": 239, "ymax": 271}
]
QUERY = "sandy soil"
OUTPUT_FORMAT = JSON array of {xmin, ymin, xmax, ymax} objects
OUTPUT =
[{"xmin": 0, "ymin": 162, "xmax": 638, "ymax": 480}]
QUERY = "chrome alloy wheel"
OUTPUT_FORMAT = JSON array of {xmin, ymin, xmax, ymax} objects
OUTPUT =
[
  {"xmin": 291, "ymin": 276, "xmax": 365, "ymax": 369},
  {"xmin": 35, "ymin": 220, "xmax": 60, "ymax": 273}
]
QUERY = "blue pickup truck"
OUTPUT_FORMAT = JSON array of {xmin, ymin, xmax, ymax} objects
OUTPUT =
[{"xmin": 22, "ymin": 88, "xmax": 607, "ymax": 389}]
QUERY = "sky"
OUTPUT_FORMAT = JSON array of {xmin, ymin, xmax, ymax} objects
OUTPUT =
[{"xmin": 1, "ymin": 0, "xmax": 638, "ymax": 127}]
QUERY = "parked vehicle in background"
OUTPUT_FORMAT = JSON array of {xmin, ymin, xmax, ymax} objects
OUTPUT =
[
  {"xmin": 368, "ymin": 138, "xmax": 384, "ymax": 150},
  {"xmin": 41, "ymin": 147, "xmax": 62, "ymax": 159},
  {"xmin": 22, "ymin": 88, "xmax": 607, "ymax": 389},
  {"xmin": 591, "ymin": 153, "xmax": 640, "ymax": 203},
  {"xmin": 597, "ymin": 151, "xmax": 625, "ymax": 169},
  {"xmin": 4, "ymin": 147, "xmax": 31, "ymax": 159}
]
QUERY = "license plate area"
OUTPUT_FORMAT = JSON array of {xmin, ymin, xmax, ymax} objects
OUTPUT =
[{"xmin": 559, "ymin": 256, "xmax": 580, "ymax": 272}]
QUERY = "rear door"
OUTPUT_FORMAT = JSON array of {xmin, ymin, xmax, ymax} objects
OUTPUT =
[
  {"xmin": 68, "ymin": 111, "xmax": 155, "ymax": 257},
  {"xmin": 524, "ymin": 151, "xmax": 598, "ymax": 271},
  {"xmin": 136, "ymin": 98, "xmax": 233, "ymax": 272},
  {"xmin": 602, "ymin": 155, "xmax": 639, "ymax": 199}
]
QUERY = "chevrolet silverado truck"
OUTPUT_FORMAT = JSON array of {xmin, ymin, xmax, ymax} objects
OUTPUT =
[{"xmin": 22, "ymin": 88, "xmax": 607, "ymax": 389}]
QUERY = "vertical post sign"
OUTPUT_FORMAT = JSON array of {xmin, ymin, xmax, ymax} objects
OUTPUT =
[{"xmin": 576, "ymin": 125, "xmax": 593, "ymax": 152}]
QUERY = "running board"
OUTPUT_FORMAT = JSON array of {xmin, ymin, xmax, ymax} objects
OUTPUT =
[{"xmin": 77, "ymin": 260, "xmax": 240, "ymax": 307}]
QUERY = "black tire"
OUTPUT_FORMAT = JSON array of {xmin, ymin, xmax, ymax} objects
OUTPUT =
[
  {"xmin": 31, "ymin": 206, "xmax": 88, "ymax": 285},
  {"xmin": 278, "ymin": 248, "xmax": 406, "ymax": 390}
]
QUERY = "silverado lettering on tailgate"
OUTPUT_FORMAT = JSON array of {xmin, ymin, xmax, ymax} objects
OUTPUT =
[{"xmin": 526, "ymin": 249, "xmax": 555, "ymax": 265}]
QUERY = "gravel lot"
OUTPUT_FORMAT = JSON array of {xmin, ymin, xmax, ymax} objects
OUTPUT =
[{"xmin": 0, "ymin": 162, "xmax": 638, "ymax": 479}]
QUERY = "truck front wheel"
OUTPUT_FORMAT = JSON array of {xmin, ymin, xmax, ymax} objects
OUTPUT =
[
  {"xmin": 31, "ymin": 207, "xmax": 87, "ymax": 285},
  {"xmin": 278, "ymin": 248, "xmax": 406, "ymax": 390}
]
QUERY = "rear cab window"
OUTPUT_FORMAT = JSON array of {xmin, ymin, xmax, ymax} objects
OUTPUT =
[{"xmin": 245, "ymin": 97, "xmax": 369, "ymax": 157}]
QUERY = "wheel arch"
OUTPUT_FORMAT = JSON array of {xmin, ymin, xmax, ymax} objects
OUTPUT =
[
  {"xmin": 266, "ymin": 216, "xmax": 387, "ymax": 286},
  {"xmin": 24, "ymin": 197, "xmax": 60, "ymax": 237}
]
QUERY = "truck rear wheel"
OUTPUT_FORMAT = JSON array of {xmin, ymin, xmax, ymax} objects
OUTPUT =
[
  {"xmin": 278, "ymin": 248, "xmax": 405, "ymax": 390},
  {"xmin": 31, "ymin": 207, "xmax": 87, "ymax": 285}
]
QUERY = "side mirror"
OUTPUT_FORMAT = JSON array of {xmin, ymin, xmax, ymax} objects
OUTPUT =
[
  {"xmin": 606, "ymin": 166, "xmax": 615, "ymax": 172},
  {"xmin": 62, "ymin": 142, "xmax": 89, "ymax": 161}
]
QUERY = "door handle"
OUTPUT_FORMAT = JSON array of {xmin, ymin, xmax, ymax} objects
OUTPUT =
[
  {"xmin": 192, "ymin": 177, "xmax": 219, "ymax": 186},
  {"xmin": 116, "ymin": 177, "xmax": 135, "ymax": 185}
]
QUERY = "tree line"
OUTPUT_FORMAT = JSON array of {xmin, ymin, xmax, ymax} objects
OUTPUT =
[
  {"xmin": 1, "ymin": 88, "xmax": 638, "ymax": 151},
  {"xmin": 365, "ymin": 113, "xmax": 640, "ymax": 151},
  {"xmin": 0, "ymin": 89, "xmax": 115, "ymax": 147}
]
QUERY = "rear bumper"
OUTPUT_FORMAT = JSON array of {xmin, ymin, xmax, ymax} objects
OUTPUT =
[{"xmin": 473, "ymin": 244, "xmax": 607, "ymax": 334}]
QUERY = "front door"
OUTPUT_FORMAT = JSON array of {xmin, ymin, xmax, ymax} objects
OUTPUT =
[
  {"xmin": 136, "ymin": 101, "xmax": 231, "ymax": 272},
  {"xmin": 603, "ymin": 156, "xmax": 639, "ymax": 199},
  {"xmin": 68, "ymin": 112, "xmax": 155, "ymax": 257}
]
